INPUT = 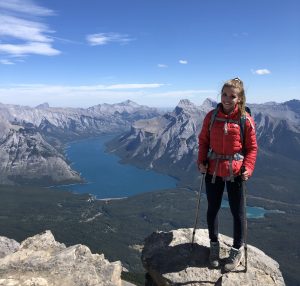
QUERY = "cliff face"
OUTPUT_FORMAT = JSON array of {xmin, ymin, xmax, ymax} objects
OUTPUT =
[
  {"xmin": 142, "ymin": 228, "xmax": 285, "ymax": 286},
  {"xmin": 0, "ymin": 230, "xmax": 125, "ymax": 286},
  {"xmin": 0, "ymin": 127, "xmax": 81, "ymax": 185}
]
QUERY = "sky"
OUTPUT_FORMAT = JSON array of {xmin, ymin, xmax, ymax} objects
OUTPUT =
[{"xmin": 0, "ymin": 0, "xmax": 299, "ymax": 108}]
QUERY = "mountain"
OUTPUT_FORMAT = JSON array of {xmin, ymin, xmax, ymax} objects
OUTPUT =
[
  {"xmin": 0, "ymin": 101, "xmax": 160, "ymax": 185},
  {"xmin": 106, "ymin": 99, "xmax": 205, "ymax": 185},
  {"xmin": 0, "ymin": 125, "xmax": 81, "ymax": 185},
  {"xmin": 107, "ymin": 99, "xmax": 300, "ymax": 204},
  {"xmin": 249, "ymin": 100, "xmax": 300, "ymax": 162},
  {"xmin": 0, "ymin": 101, "xmax": 159, "ymax": 141},
  {"xmin": 35, "ymin": 102, "xmax": 50, "ymax": 109}
]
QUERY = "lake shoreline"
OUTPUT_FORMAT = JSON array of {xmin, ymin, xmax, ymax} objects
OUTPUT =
[{"xmin": 58, "ymin": 135, "xmax": 283, "ymax": 219}]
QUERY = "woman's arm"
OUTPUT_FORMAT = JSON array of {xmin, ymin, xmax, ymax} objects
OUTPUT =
[
  {"xmin": 243, "ymin": 116, "xmax": 258, "ymax": 177},
  {"xmin": 197, "ymin": 112, "xmax": 212, "ymax": 169}
]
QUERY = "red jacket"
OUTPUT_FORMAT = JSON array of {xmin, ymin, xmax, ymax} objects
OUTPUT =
[{"xmin": 198, "ymin": 105, "xmax": 258, "ymax": 178}]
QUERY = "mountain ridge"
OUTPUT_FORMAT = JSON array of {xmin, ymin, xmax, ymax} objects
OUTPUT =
[
  {"xmin": 107, "ymin": 98, "xmax": 300, "ymax": 204},
  {"xmin": 0, "ymin": 100, "xmax": 160, "ymax": 185}
]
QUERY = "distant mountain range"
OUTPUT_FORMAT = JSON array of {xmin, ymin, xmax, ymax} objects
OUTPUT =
[
  {"xmin": 107, "ymin": 98, "xmax": 300, "ymax": 205},
  {"xmin": 0, "ymin": 101, "xmax": 159, "ymax": 185},
  {"xmin": 1, "ymin": 98, "xmax": 300, "ymax": 205}
]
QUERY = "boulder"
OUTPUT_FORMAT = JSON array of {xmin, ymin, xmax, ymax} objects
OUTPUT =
[
  {"xmin": 0, "ymin": 230, "xmax": 123, "ymax": 286},
  {"xmin": 142, "ymin": 228, "xmax": 285, "ymax": 286}
]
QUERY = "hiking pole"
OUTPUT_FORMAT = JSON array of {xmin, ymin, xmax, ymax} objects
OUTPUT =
[
  {"xmin": 241, "ymin": 166, "xmax": 248, "ymax": 272},
  {"xmin": 191, "ymin": 166, "xmax": 207, "ymax": 245}
]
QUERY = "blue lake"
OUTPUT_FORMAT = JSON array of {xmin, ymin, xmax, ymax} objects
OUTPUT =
[
  {"xmin": 64, "ymin": 135, "xmax": 177, "ymax": 198},
  {"xmin": 61, "ymin": 135, "xmax": 279, "ymax": 218}
]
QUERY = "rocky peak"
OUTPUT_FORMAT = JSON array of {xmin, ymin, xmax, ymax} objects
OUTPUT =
[
  {"xmin": 142, "ymin": 228, "xmax": 285, "ymax": 286},
  {"xmin": 175, "ymin": 99, "xmax": 199, "ymax": 115},
  {"xmin": 0, "ymin": 230, "xmax": 126, "ymax": 286},
  {"xmin": 283, "ymin": 99, "xmax": 300, "ymax": 113},
  {"xmin": 201, "ymin": 98, "xmax": 218, "ymax": 112},
  {"xmin": 120, "ymin": 99, "xmax": 140, "ymax": 107},
  {"xmin": 88, "ymin": 100, "xmax": 158, "ymax": 115},
  {"xmin": 177, "ymin": 99, "xmax": 194, "ymax": 108},
  {"xmin": 36, "ymin": 102, "xmax": 50, "ymax": 109}
]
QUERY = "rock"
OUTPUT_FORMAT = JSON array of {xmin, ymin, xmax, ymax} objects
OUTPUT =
[
  {"xmin": 122, "ymin": 281, "xmax": 136, "ymax": 286},
  {"xmin": 141, "ymin": 228, "xmax": 285, "ymax": 286},
  {"xmin": 0, "ymin": 230, "xmax": 123, "ymax": 286},
  {"xmin": 0, "ymin": 236, "xmax": 19, "ymax": 258}
]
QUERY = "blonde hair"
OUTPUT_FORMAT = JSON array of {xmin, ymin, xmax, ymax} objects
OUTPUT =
[{"xmin": 221, "ymin": 77, "xmax": 246, "ymax": 115}]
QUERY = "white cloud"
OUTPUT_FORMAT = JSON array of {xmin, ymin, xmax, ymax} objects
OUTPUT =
[
  {"xmin": 0, "ymin": 83, "xmax": 164, "ymax": 107},
  {"xmin": 0, "ymin": 83, "xmax": 165, "ymax": 98},
  {"xmin": 179, "ymin": 60, "xmax": 188, "ymax": 64},
  {"xmin": 0, "ymin": 0, "xmax": 54, "ymax": 16},
  {"xmin": 0, "ymin": 15, "xmax": 53, "ymax": 43},
  {"xmin": 252, "ymin": 69, "xmax": 271, "ymax": 75},
  {"xmin": 0, "ymin": 59, "xmax": 15, "ymax": 65},
  {"xmin": 0, "ymin": 0, "xmax": 60, "ymax": 58},
  {"xmin": 158, "ymin": 64, "xmax": 168, "ymax": 68},
  {"xmin": 106, "ymin": 83, "xmax": 164, "ymax": 89},
  {"xmin": 0, "ymin": 42, "xmax": 60, "ymax": 56},
  {"xmin": 86, "ymin": 33, "xmax": 133, "ymax": 46},
  {"xmin": 148, "ymin": 89, "xmax": 216, "ymax": 98},
  {"xmin": 0, "ymin": 84, "xmax": 217, "ymax": 108}
]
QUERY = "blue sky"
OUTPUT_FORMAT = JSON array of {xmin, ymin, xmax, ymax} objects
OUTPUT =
[{"xmin": 0, "ymin": 0, "xmax": 299, "ymax": 108}]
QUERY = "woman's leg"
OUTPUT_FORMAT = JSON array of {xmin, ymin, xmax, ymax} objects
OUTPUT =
[
  {"xmin": 205, "ymin": 174, "xmax": 225, "ymax": 242},
  {"xmin": 226, "ymin": 176, "xmax": 245, "ymax": 249}
]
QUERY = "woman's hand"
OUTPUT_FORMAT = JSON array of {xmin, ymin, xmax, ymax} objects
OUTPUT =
[
  {"xmin": 198, "ymin": 163, "xmax": 208, "ymax": 174},
  {"xmin": 241, "ymin": 167, "xmax": 250, "ymax": 181}
]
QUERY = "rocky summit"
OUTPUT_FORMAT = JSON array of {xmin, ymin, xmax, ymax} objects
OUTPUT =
[
  {"xmin": 0, "ymin": 230, "xmax": 130, "ymax": 286},
  {"xmin": 142, "ymin": 228, "xmax": 285, "ymax": 286}
]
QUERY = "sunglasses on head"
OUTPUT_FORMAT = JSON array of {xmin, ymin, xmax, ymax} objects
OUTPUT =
[{"xmin": 233, "ymin": 77, "xmax": 241, "ymax": 83}]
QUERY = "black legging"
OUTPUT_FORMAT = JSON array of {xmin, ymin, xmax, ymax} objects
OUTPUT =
[{"xmin": 205, "ymin": 174, "xmax": 245, "ymax": 249}]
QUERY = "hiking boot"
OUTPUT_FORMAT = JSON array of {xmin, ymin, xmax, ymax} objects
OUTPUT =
[
  {"xmin": 209, "ymin": 241, "xmax": 220, "ymax": 268},
  {"xmin": 224, "ymin": 246, "xmax": 244, "ymax": 272}
]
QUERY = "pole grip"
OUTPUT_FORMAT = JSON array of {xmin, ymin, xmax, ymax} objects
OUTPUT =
[
  {"xmin": 241, "ymin": 165, "xmax": 246, "ymax": 174},
  {"xmin": 201, "ymin": 160, "xmax": 209, "ymax": 174}
]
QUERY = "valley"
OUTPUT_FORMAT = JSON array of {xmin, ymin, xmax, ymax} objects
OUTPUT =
[
  {"xmin": 0, "ymin": 99, "xmax": 299, "ymax": 285},
  {"xmin": 0, "ymin": 185, "xmax": 298, "ymax": 285}
]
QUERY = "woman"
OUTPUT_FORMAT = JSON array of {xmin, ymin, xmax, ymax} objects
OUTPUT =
[{"xmin": 197, "ymin": 78, "xmax": 257, "ymax": 271}]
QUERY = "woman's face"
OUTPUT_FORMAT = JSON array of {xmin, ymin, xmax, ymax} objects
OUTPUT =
[{"xmin": 221, "ymin": 86, "xmax": 241, "ymax": 114}]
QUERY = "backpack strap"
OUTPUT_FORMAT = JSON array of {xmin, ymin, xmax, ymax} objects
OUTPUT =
[
  {"xmin": 209, "ymin": 104, "xmax": 221, "ymax": 132},
  {"xmin": 239, "ymin": 115, "xmax": 247, "ymax": 153},
  {"xmin": 240, "ymin": 114, "xmax": 254, "ymax": 155}
]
